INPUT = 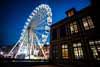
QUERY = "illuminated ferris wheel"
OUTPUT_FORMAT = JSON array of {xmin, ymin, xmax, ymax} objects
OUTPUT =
[{"xmin": 8, "ymin": 4, "xmax": 52, "ymax": 59}]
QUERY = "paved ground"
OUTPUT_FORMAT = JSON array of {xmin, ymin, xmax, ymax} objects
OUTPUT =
[{"xmin": 32, "ymin": 65, "xmax": 60, "ymax": 67}]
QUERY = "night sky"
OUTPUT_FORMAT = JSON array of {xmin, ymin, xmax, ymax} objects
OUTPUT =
[{"xmin": 0, "ymin": 0, "xmax": 91, "ymax": 45}]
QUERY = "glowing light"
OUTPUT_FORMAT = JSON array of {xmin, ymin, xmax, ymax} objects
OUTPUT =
[
  {"xmin": 47, "ymin": 12, "xmax": 52, "ymax": 17},
  {"xmin": 32, "ymin": 12, "xmax": 35, "ymax": 16},
  {"xmin": 46, "ymin": 6, "xmax": 51, "ymax": 12},
  {"xmin": 45, "ymin": 5, "xmax": 49, "ymax": 9},
  {"xmin": 20, "ymin": 33, "xmax": 24, "ymax": 39},
  {"xmin": 45, "ymin": 31, "xmax": 49, "ymax": 34},
  {"xmin": 47, "ymin": 17, "xmax": 52, "ymax": 24},
  {"xmin": 42, "ymin": 34, "xmax": 47, "ymax": 38},
  {"xmin": 22, "ymin": 29, "xmax": 25, "ymax": 32},
  {"xmin": 36, "ymin": 7, "xmax": 39, "ymax": 11},
  {"xmin": 45, "ymin": 26, "xmax": 50, "ymax": 31},
  {"xmin": 29, "ymin": 15, "xmax": 33, "ymax": 19},
  {"xmin": 34, "ymin": 10, "xmax": 37, "ymax": 13},
  {"xmin": 21, "ymin": 32, "xmax": 23, "ymax": 36},
  {"xmin": 46, "ymin": 42, "xmax": 49, "ymax": 45},
  {"xmin": 18, "ymin": 39, "xmax": 21, "ymax": 43},
  {"xmin": 25, "ymin": 22, "xmax": 29, "ymax": 25},
  {"xmin": 41, "ymin": 4, "xmax": 45, "ymax": 8},
  {"xmin": 27, "ymin": 18, "xmax": 31, "ymax": 22},
  {"xmin": 42, "ymin": 34, "xmax": 47, "ymax": 42},
  {"xmin": 0, "ymin": 51, "xmax": 3, "ymax": 55},
  {"xmin": 24, "ymin": 25, "xmax": 27, "ymax": 29}
]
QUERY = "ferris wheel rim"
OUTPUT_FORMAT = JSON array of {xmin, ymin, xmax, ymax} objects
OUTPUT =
[{"xmin": 20, "ymin": 4, "xmax": 52, "ymax": 44}]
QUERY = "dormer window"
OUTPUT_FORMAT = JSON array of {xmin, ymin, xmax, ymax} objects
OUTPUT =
[
  {"xmin": 66, "ymin": 8, "xmax": 76, "ymax": 17},
  {"xmin": 68, "ymin": 10, "xmax": 74, "ymax": 17}
]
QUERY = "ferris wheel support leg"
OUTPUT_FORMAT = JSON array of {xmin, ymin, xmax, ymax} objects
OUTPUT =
[
  {"xmin": 28, "ymin": 29, "xmax": 30, "ymax": 59},
  {"xmin": 31, "ymin": 32, "xmax": 34, "ymax": 55},
  {"xmin": 30, "ymin": 30, "xmax": 33, "ymax": 56},
  {"xmin": 40, "ymin": 45, "xmax": 46, "ymax": 58},
  {"xmin": 14, "ymin": 41, "xmax": 24, "ymax": 58},
  {"xmin": 35, "ymin": 34, "xmax": 45, "ymax": 58},
  {"xmin": 8, "ymin": 40, "xmax": 19, "ymax": 56}
]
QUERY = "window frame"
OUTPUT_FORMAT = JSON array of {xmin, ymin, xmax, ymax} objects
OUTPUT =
[
  {"xmin": 59, "ymin": 25, "xmax": 66, "ymax": 38},
  {"xmin": 52, "ymin": 45, "xmax": 59, "ymax": 59},
  {"xmin": 62, "ymin": 44, "xmax": 69, "ymax": 59},
  {"xmin": 51, "ymin": 29, "xmax": 57, "ymax": 40},
  {"xmin": 89, "ymin": 40, "xmax": 100, "ymax": 60},
  {"xmin": 73, "ymin": 43, "xmax": 83, "ymax": 59},
  {"xmin": 82, "ymin": 16, "xmax": 95, "ymax": 30},
  {"xmin": 70, "ymin": 21, "xmax": 78, "ymax": 34}
]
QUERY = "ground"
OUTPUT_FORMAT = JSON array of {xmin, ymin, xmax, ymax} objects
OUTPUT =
[{"xmin": 32, "ymin": 65, "xmax": 60, "ymax": 67}]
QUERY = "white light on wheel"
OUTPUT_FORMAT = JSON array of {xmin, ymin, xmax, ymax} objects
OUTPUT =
[
  {"xmin": 45, "ymin": 31, "xmax": 49, "ymax": 34},
  {"xmin": 46, "ymin": 42, "xmax": 49, "ymax": 45},
  {"xmin": 42, "ymin": 34, "xmax": 47, "ymax": 40},
  {"xmin": 39, "ymin": 5, "xmax": 42, "ymax": 8},
  {"xmin": 24, "ymin": 25, "xmax": 27, "ymax": 29},
  {"xmin": 32, "ymin": 12, "xmax": 35, "ymax": 16},
  {"xmin": 36, "ymin": 7, "xmax": 39, "ymax": 11},
  {"xmin": 47, "ymin": 17, "xmax": 52, "ymax": 22},
  {"xmin": 34, "ymin": 10, "xmax": 37, "ymax": 14},
  {"xmin": 22, "ymin": 29, "xmax": 25, "ymax": 32},
  {"xmin": 45, "ymin": 26, "xmax": 50, "ymax": 31},
  {"xmin": 21, "ymin": 33, "xmax": 23, "ymax": 36},
  {"xmin": 27, "ymin": 18, "xmax": 31, "ymax": 22},
  {"xmin": 41, "ymin": 4, "xmax": 45, "ymax": 8},
  {"xmin": 25, "ymin": 22, "xmax": 29, "ymax": 25},
  {"xmin": 47, "ymin": 12, "xmax": 52, "ymax": 17},
  {"xmin": 29, "ymin": 15, "xmax": 33, "ymax": 19},
  {"xmin": 20, "ymin": 36, "xmax": 23, "ymax": 40}
]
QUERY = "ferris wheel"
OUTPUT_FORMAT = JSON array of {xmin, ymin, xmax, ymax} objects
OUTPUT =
[{"xmin": 7, "ymin": 4, "xmax": 52, "ymax": 59}]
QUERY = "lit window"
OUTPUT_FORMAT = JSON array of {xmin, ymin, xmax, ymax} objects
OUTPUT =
[
  {"xmin": 89, "ymin": 40, "xmax": 100, "ymax": 60},
  {"xmin": 62, "ymin": 44, "xmax": 68, "ymax": 59},
  {"xmin": 68, "ymin": 10, "xmax": 74, "ymax": 17},
  {"xmin": 82, "ymin": 18, "xmax": 89, "ymax": 30},
  {"xmin": 87, "ymin": 16, "xmax": 95, "ymax": 29},
  {"xmin": 95, "ymin": 40, "xmax": 100, "ymax": 44},
  {"xmin": 91, "ymin": 46, "xmax": 98, "ymax": 58},
  {"xmin": 70, "ymin": 24, "xmax": 74, "ymax": 33},
  {"xmin": 89, "ymin": 41, "xmax": 94, "ymax": 45},
  {"xmin": 97, "ymin": 47, "xmax": 100, "ymax": 53},
  {"xmin": 70, "ymin": 21, "xmax": 78, "ymax": 34},
  {"xmin": 73, "ymin": 43, "xmax": 83, "ymax": 59},
  {"xmin": 82, "ymin": 16, "xmax": 94, "ymax": 30}
]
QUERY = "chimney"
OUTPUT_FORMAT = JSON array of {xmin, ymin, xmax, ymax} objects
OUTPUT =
[{"xmin": 65, "ymin": 8, "xmax": 76, "ymax": 17}]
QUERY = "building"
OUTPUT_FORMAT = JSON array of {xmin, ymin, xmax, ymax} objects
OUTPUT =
[{"xmin": 50, "ymin": 0, "xmax": 100, "ymax": 66}]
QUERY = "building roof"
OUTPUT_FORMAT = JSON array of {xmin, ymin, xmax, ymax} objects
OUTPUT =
[{"xmin": 51, "ymin": 5, "xmax": 93, "ymax": 28}]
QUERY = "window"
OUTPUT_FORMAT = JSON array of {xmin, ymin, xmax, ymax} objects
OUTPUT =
[
  {"xmin": 60, "ymin": 25, "xmax": 66, "ymax": 38},
  {"xmin": 53, "ymin": 45, "xmax": 58, "ymax": 59},
  {"xmin": 82, "ymin": 18, "xmax": 89, "ymax": 30},
  {"xmin": 51, "ymin": 29, "xmax": 57, "ymax": 40},
  {"xmin": 87, "ymin": 16, "xmax": 94, "ymax": 29},
  {"xmin": 73, "ymin": 43, "xmax": 83, "ymax": 59},
  {"xmin": 62, "ymin": 44, "xmax": 68, "ymax": 59},
  {"xmin": 70, "ymin": 21, "xmax": 78, "ymax": 34},
  {"xmin": 82, "ymin": 16, "xmax": 94, "ymax": 30},
  {"xmin": 68, "ymin": 10, "xmax": 74, "ymax": 17},
  {"xmin": 89, "ymin": 40, "xmax": 100, "ymax": 60}
]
